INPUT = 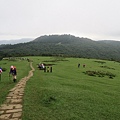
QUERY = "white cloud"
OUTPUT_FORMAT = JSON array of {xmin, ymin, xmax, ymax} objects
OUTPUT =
[{"xmin": 0, "ymin": 0, "xmax": 120, "ymax": 40}]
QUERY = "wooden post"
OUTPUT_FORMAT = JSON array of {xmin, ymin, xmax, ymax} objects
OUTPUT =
[
  {"xmin": 47, "ymin": 67, "xmax": 49, "ymax": 72},
  {"xmin": 50, "ymin": 66, "xmax": 52, "ymax": 72},
  {"xmin": 44, "ymin": 67, "xmax": 46, "ymax": 72},
  {"xmin": 0, "ymin": 74, "xmax": 1, "ymax": 81}
]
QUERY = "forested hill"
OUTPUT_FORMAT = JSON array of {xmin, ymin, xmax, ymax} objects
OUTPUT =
[{"xmin": 0, "ymin": 34, "xmax": 120, "ymax": 61}]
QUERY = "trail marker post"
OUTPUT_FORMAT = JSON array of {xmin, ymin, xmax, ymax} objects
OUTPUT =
[
  {"xmin": 0, "ymin": 74, "xmax": 1, "ymax": 81},
  {"xmin": 44, "ymin": 66, "xmax": 52, "ymax": 73}
]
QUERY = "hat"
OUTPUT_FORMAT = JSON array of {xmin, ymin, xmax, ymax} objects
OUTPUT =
[{"xmin": 10, "ymin": 66, "xmax": 14, "ymax": 68}]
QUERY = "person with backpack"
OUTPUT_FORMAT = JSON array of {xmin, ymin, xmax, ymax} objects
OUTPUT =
[
  {"xmin": 0, "ymin": 67, "xmax": 2, "ymax": 74},
  {"xmin": 9, "ymin": 65, "xmax": 17, "ymax": 82},
  {"xmin": 0, "ymin": 67, "xmax": 2, "ymax": 81}
]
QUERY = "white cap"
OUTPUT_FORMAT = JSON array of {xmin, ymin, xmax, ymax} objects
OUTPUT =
[{"xmin": 10, "ymin": 66, "xmax": 14, "ymax": 68}]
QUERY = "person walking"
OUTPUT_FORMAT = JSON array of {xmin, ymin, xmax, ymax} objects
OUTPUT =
[
  {"xmin": 9, "ymin": 65, "xmax": 17, "ymax": 82},
  {"xmin": 78, "ymin": 63, "xmax": 80, "ymax": 68},
  {"xmin": 0, "ymin": 67, "xmax": 2, "ymax": 81}
]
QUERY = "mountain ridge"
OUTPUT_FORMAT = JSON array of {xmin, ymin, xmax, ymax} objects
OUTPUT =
[
  {"xmin": 0, "ymin": 34, "xmax": 120, "ymax": 61},
  {"xmin": 0, "ymin": 38, "xmax": 34, "ymax": 45}
]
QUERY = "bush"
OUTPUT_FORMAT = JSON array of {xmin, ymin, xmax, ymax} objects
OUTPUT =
[
  {"xmin": 84, "ymin": 70, "xmax": 116, "ymax": 78},
  {"xmin": 2, "ymin": 68, "xmax": 7, "ymax": 72}
]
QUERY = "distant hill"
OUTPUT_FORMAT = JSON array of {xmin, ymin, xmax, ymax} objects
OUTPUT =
[
  {"xmin": 0, "ymin": 38, "xmax": 33, "ymax": 45},
  {"xmin": 0, "ymin": 34, "xmax": 120, "ymax": 61}
]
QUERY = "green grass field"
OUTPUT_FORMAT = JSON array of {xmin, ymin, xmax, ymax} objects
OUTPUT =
[
  {"xmin": 0, "ymin": 56, "xmax": 120, "ymax": 120},
  {"xmin": 22, "ymin": 57, "xmax": 120, "ymax": 120}
]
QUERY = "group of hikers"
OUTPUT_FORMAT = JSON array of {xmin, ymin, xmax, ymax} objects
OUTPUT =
[
  {"xmin": 0, "ymin": 63, "xmax": 85, "ymax": 82},
  {"xmin": 0, "ymin": 65, "xmax": 17, "ymax": 82},
  {"xmin": 38, "ymin": 63, "xmax": 45, "ymax": 70}
]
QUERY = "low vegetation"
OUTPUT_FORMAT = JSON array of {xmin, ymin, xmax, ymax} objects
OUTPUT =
[{"xmin": 84, "ymin": 70, "xmax": 115, "ymax": 78}]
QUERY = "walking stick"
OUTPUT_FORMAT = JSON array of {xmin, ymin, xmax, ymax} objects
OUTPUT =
[
  {"xmin": 0, "ymin": 74, "xmax": 1, "ymax": 81},
  {"xmin": 9, "ymin": 73, "xmax": 11, "ymax": 81}
]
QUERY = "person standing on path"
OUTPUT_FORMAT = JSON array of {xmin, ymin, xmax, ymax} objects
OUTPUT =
[
  {"xmin": 9, "ymin": 65, "xmax": 17, "ymax": 82},
  {"xmin": 78, "ymin": 63, "xmax": 80, "ymax": 68}
]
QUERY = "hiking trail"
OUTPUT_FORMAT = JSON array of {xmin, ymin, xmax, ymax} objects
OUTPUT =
[{"xmin": 0, "ymin": 62, "xmax": 35, "ymax": 120}]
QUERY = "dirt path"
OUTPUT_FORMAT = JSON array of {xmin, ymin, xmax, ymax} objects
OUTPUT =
[{"xmin": 0, "ymin": 62, "xmax": 35, "ymax": 120}]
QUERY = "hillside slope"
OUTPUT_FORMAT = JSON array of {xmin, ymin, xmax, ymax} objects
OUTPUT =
[{"xmin": 0, "ymin": 35, "xmax": 120, "ymax": 61}]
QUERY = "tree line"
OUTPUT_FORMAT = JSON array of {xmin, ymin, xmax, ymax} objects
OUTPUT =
[{"xmin": 0, "ymin": 34, "xmax": 120, "ymax": 61}]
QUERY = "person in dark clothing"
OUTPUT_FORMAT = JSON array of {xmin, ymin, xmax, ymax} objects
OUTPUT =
[
  {"xmin": 78, "ymin": 63, "xmax": 80, "ymax": 68},
  {"xmin": 9, "ymin": 65, "xmax": 17, "ymax": 82}
]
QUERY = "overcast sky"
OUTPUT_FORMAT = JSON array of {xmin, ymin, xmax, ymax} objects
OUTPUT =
[{"xmin": 0, "ymin": 0, "xmax": 120, "ymax": 41}]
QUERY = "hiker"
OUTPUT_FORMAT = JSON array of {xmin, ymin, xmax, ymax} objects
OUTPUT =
[
  {"xmin": 0, "ymin": 67, "xmax": 2, "ymax": 74},
  {"xmin": 78, "ymin": 63, "xmax": 80, "ymax": 68},
  {"xmin": 9, "ymin": 65, "xmax": 17, "ymax": 82},
  {"xmin": 41, "ymin": 63, "xmax": 45, "ymax": 69},
  {"xmin": 0, "ymin": 67, "xmax": 2, "ymax": 81},
  {"xmin": 83, "ymin": 64, "xmax": 86, "ymax": 68},
  {"xmin": 38, "ymin": 63, "xmax": 45, "ymax": 70}
]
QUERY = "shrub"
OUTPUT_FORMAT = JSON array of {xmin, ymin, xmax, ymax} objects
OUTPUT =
[
  {"xmin": 2, "ymin": 68, "xmax": 7, "ymax": 72},
  {"xmin": 84, "ymin": 70, "xmax": 116, "ymax": 78}
]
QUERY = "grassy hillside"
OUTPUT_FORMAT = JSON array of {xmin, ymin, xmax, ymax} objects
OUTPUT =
[{"xmin": 21, "ymin": 56, "xmax": 120, "ymax": 120}]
